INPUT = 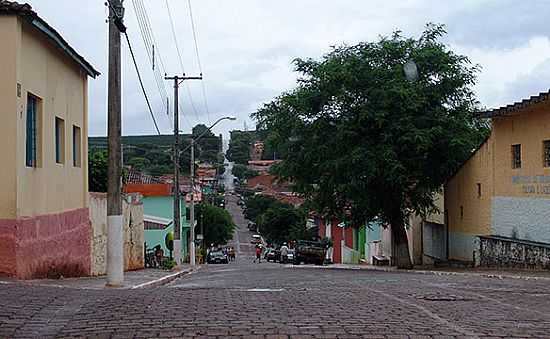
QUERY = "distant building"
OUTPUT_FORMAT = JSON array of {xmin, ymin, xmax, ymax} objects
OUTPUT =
[
  {"xmin": 0, "ymin": 1, "xmax": 99, "ymax": 279},
  {"xmin": 250, "ymin": 141, "xmax": 264, "ymax": 161},
  {"xmin": 248, "ymin": 160, "xmax": 281, "ymax": 175},
  {"xmin": 445, "ymin": 91, "xmax": 550, "ymax": 264}
]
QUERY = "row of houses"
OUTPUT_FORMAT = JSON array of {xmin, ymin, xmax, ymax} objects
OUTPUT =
[{"xmin": 317, "ymin": 93, "xmax": 550, "ymax": 269}]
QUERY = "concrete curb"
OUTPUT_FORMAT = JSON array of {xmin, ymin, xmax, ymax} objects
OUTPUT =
[
  {"xmin": 287, "ymin": 264, "xmax": 550, "ymax": 282},
  {"xmin": 130, "ymin": 267, "xmax": 199, "ymax": 289}
]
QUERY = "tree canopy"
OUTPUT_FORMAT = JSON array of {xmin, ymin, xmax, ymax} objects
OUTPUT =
[
  {"xmin": 89, "ymin": 150, "xmax": 108, "ymax": 193},
  {"xmin": 252, "ymin": 24, "xmax": 489, "ymax": 268},
  {"xmin": 232, "ymin": 164, "xmax": 259, "ymax": 181},
  {"xmin": 197, "ymin": 204, "xmax": 235, "ymax": 246}
]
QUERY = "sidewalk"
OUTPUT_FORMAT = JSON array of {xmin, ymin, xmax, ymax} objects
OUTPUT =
[
  {"xmin": 288, "ymin": 263, "xmax": 550, "ymax": 281},
  {"xmin": 1, "ymin": 266, "xmax": 198, "ymax": 290}
]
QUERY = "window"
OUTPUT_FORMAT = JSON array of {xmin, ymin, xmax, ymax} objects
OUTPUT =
[
  {"xmin": 511, "ymin": 144, "xmax": 521, "ymax": 169},
  {"xmin": 73, "ymin": 125, "xmax": 81, "ymax": 167},
  {"xmin": 477, "ymin": 183, "xmax": 482, "ymax": 198},
  {"xmin": 460, "ymin": 206, "xmax": 464, "ymax": 220},
  {"xmin": 26, "ymin": 95, "xmax": 38, "ymax": 167},
  {"xmin": 55, "ymin": 117, "xmax": 65, "ymax": 164},
  {"xmin": 544, "ymin": 140, "xmax": 550, "ymax": 168}
]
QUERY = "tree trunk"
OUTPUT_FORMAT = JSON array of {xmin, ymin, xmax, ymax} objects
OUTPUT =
[{"xmin": 391, "ymin": 217, "xmax": 413, "ymax": 269}]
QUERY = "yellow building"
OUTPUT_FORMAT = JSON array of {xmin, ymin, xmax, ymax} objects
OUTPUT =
[
  {"xmin": 445, "ymin": 91, "xmax": 550, "ymax": 262},
  {"xmin": 0, "ymin": 1, "xmax": 99, "ymax": 278}
]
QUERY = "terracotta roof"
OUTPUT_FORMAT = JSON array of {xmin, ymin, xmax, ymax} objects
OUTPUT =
[
  {"xmin": 477, "ymin": 90, "xmax": 550, "ymax": 119},
  {"xmin": 0, "ymin": 0, "xmax": 99, "ymax": 78}
]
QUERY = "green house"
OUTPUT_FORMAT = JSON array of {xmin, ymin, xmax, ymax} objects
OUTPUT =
[{"xmin": 143, "ymin": 196, "xmax": 189, "ymax": 260}]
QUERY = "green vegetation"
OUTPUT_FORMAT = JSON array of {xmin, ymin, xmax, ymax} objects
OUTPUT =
[
  {"xmin": 226, "ymin": 130, "xmax": 255, "ymax": 165},
  {"xmin": 88, "ymin": 150, "xmax": 108, "ymax": 192},
  {"xmin": 253, "ymin": 25, "xmax": 490, "ymax": 268},
  {"xmin": 226, "ymin": 130, "xmax": 282, "ymax": 165},
  {"xmin": 244, "ymin": 195, "xmax": 310, "ymax": 245},
  {"xmin": 197, "ymin": 204, "xmax": 235, "ymax": 246},
  {"xmin": 232, "ymin": 164, "xmax": 259, "ymax": 181},
  {"xmin": 89, "ymin": 126, "xmax": 222, "ymax": 177}
]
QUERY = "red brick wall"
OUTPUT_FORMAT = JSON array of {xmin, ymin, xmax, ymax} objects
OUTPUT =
[{"xmin": 0, "ymin": 208, "xmax": 91, "ymax": 279}]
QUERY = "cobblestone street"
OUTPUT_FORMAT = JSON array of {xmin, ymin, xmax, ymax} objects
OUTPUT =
[
  {"xmin": 1, "ymin": 193, "xmax": 550, "ymax": 338},
  {"xmin": 2, "ymin": 261, "xmax": 550, "ymax": 338}
]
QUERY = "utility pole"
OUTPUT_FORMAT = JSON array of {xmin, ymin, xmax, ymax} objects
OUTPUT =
[
  {"xmin": 190, "ymin": 138, "xmax": 196, "ymax": 266},
  {"xmin": 106, "ymin": 0, "xmax": 126, "ymax": 287},
  {"xmin": 165, "ymin": 74, "xmax": 202, "ymax": 266}
]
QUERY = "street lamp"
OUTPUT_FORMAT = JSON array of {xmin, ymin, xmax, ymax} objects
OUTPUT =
[
  {"xmin": 187, "ymin": 116, "xmax": 236, "ymax": 267},
  {"xmin": 403, "ymin": 59, "xmax": 419, "ymax": 82}
]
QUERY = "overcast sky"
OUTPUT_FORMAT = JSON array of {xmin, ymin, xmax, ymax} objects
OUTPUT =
[{"xmin": 27, "ymin": 0, "xmax": 550, "ymax": 137}]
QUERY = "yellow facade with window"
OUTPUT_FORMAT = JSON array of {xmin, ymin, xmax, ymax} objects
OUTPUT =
[
  {"xmin": 445, "ymin": 93, "xmax": 550, "ymax": 261},
  {"xmin": 0, "ymin": 2, "xmax": 99, "ymax": 278}
]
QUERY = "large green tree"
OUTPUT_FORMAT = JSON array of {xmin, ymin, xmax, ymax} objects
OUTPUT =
[
  {"xmin": 243, "ymin": 195, "xmax": 279, "ymax": 224},
  {"xmin": 253, "ymin": 25, "xmax": 489, "ymax": 268},
  {"xmin": 257, "ymin": 203, "xmax": 307, "ymax": 245},
  {"xmin": 226, "ymin": 130, "xmax": 255, "ymax": 165},
  {"xmin": 197, "ymin": 204, "xmax": 235, "ymax": 246}
]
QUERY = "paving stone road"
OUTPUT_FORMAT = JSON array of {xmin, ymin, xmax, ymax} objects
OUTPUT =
[{"xmin": 1, "ymin": 192, "xmax": 550, "ymax": 338}]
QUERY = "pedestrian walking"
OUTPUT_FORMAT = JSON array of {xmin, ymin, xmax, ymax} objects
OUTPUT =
[
  {"xmin": 254, "ymin": 244, "xmax": 262, "ymax": 263},
  {"xmin": 280, "ymin": 242, "xmax": 289, "ymax": 264}
]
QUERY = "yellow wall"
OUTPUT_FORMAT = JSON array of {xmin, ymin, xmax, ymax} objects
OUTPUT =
[
  {"xmin": 1, "ymin": 17, "xmax": 89, "ymax": 218},
  {"xmin": 445, "ymin": 136, "xmax": 494, "ymax": 260},
  {"xmin": 492, "ymin": 102, "xmax": 550, "ymax": 197},
  {"xmin": 445, "ymin": 101, "xmax": 550, "ymax": 260},
  {"xmin": 0, "ymin": 17, "xmax": 19, "ymax": 219}
]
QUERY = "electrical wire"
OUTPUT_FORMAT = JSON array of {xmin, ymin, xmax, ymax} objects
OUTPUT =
[
  {"xmin": 187, "ymin": 0, "xmax": 211, "ymax": 124},
  {"xmin": 132, "ymin": 0, "xmax": 196, "ymax": 132},
  {"xmin": 165, "ymin": 0, "xmax": 201, "ymax": 122},
  {"xmin": 123, "ymin": 31, "xmax": 161, "ymax": 135}
]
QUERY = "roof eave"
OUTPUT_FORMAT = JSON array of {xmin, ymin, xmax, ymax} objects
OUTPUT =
[{"xmin": 28, "ymin": 16, "xmax": 100, "ymax": 78}]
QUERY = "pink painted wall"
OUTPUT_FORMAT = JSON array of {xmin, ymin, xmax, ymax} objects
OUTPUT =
[
  {"xmin": 0, "ymin": 208, "xmax": 91, "ymax": 279},
  {"xmin": 0, "ymin": 221, "xmax": 16, "ymax": 276}
]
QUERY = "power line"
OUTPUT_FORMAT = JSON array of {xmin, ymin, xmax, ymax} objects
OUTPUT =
[
  {"xmin": 165, "ymin": 0, "xmax": 185, "ymax": 73},
  {"xmin": 165, "ymin": 0, "xmax": 201, "ymax": 122},
  {"xmin": 186, "ymin": 0, "xmax": 211, "ymax": 124},
  {"xmin": 123, "ymin": 31, "xmax": 161, "ymax": 135},
  {"xmin": 132, "ymin": 0, "xmax": 190, "ymax": 132}
]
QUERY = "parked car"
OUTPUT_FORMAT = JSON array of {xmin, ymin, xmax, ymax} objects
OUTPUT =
[
  {"xmin": 247, "ymin": 221, "xmax": 257, "ymax": 231},
  {"xmin": 250, "ymin": 234, "xmax": 262, "ymax": 244},
  {"xmin": 207, "ymin": 251, "xmax": 229, "ymax": 264},
  {"xmin": 264, "ymin": 248, "xmax": 278, "ymax": 262},
  {"xmin": 286, "ymin": 249, "xmax": 295, "ymax": 264},
  {"xmin": 294, "ymin": 240, "xmax": 327, "ymax": 265}
]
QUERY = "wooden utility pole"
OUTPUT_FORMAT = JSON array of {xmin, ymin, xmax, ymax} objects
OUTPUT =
[
  {"xmin": 106, "ymin": 0, "xmax": 126, "ymax": 287},
  {"xmin": 189, "ymin": 138, "xmax": 196, "ymax": 266},
  {"xmin": 165, "ymin": 74, "xmax": 202, "ymax": 266}
]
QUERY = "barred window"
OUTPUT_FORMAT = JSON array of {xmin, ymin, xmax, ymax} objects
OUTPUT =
[
  {"xmin": 55, "ymin": 117, "xmax": 65, "ymax": 164},
  {"xmin": 26, "ymin": 95, "xmax": 37, "ymax": 167},
  {"xmin": 511, "ymin": 144, "xmax": 521, "ymax": 169},
  {"xmin": 544, "ymin": 140, "xmax": 550, "ymax": 168},
  {"xmin": 73, "ymin": 125, "xmax": 81, "ymax": 167}
]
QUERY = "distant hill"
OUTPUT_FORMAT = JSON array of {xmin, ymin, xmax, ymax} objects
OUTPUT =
[
  {"xmin": 89, "ymin": 133, "xmax": 223, "ymax": 176},
  {"xmin": 89, "ymin": 135, "xmax": 176, "ymax": 148}
]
